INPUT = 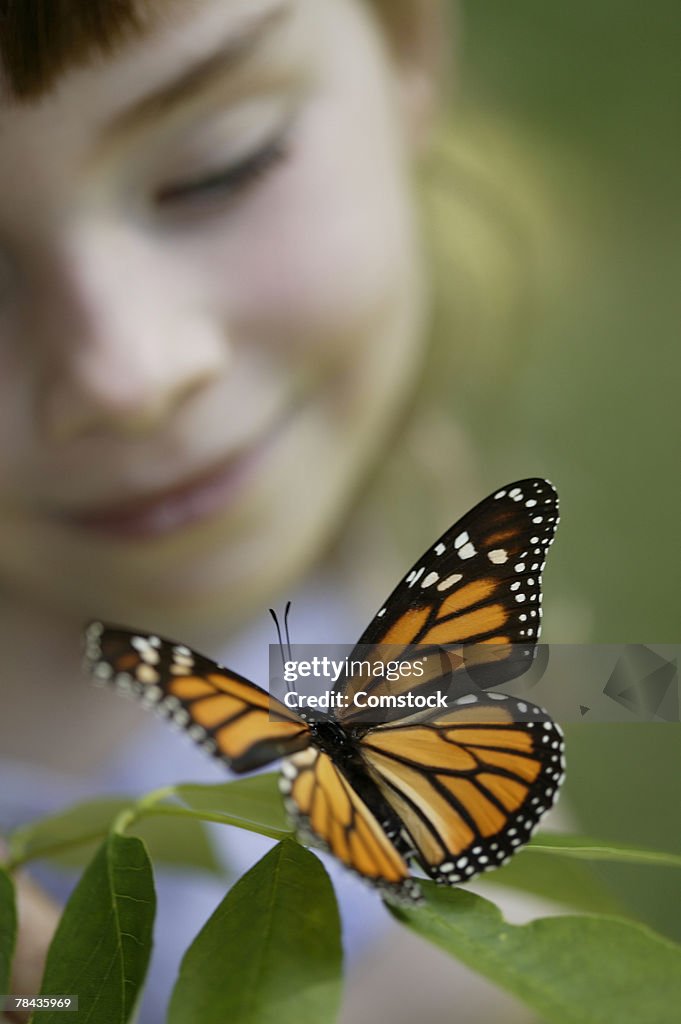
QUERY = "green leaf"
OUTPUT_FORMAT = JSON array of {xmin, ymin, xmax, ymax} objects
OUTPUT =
[
  {"xmin": 0, "ymin": 867, "xmax": 17, "ymax": 995},
  {"xmin": 168, "ymin": 839, "xmax": 342, "ymax": 1024},
  {"xmin": 133, "ymin": 814, "xmax": 222, "ymax": 874},
  {"xmin": 7, "ymin": 798, "xmax": 131, "ymax": 866},
  {"xmin": 33, "ymin": 834, "xmax": 155, "ymax": 1024},
  {"xmin": 528, "ymin": 831, "xmax": 681, "ymax": 869},
  {"xmin": 390, "ymin": 883, "xmax": 681, "ymax": 1024},
  {"xmin": 8, "ymin": 797, "xmax": 221, "ymax": 874},
  {"xmin": 482, "ymin": 830, "xmax": 681, "ymax": 916},
  {"xmin": 174, "ymin": 773, "xmax": 293, "ymax": 840}
]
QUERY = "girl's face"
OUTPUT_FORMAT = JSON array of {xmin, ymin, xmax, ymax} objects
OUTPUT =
[{"xmin": 0, "ymin": 0, "xmax": 429, "ymax": 633}]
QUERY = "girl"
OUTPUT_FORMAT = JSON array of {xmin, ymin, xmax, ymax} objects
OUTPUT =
[{"xmin": 0, "ymin": 1, "xmax": 562, "ymax": 1021}]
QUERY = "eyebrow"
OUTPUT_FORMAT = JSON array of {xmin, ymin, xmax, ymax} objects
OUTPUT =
[{"xmin": 99, "ymin": 1, "xmax": 291, "ymax": 149}]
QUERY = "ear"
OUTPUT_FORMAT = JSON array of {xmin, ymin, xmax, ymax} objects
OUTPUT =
[{"xmin": 372, "ymin": 0, "xmax": 453, "ymax": 151}]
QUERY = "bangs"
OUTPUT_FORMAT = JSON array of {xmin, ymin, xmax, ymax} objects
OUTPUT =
[{"xmin": 0, "ymin": 0, "xmax": 163, "ymax": 100}]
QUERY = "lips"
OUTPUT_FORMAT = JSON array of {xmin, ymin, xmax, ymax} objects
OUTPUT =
[{"xmin": 58, "ymin": 443, "xmax": 266, "ymax": 541}]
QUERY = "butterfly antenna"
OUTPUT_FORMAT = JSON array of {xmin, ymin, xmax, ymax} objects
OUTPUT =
[
  {"xmin": 284, "ymin": 600, "xmax": 293, "ymax": 662},
  {"xmin": 270, "ymin": 606, "xmax": 293, "ymax": 694}
]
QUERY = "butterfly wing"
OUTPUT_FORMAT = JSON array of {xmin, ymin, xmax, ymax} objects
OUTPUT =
[
  {"xmin": 327, "ymin": 477, "xmax": 564, "ymax": 887},
  {"xmin": 84, "ymin": 622, "xmax": 312, "ymax": 772},
  {"xmin": 336, "ymin": 478, "xmax": 559, "ymax": 720},
  {"xmin": 357, "ymin": 693, "xmax": 564, "ymax": 884},
  {"xmin": 279, "ymin": 746, "xmax": 421, "ymax": 904}
]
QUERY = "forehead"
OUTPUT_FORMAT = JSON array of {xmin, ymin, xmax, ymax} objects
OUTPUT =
[{"xmin": 0, "ymin": 0, "xmax": 298, "ymax": 194}]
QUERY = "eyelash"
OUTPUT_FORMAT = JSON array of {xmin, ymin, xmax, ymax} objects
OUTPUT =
[{"xmin": 155, "ymin": 132, "xmax": 290, "ymax": 207}]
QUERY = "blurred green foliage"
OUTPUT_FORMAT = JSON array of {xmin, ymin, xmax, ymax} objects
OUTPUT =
[{"xmin": 456, "ymin": 0, "xmax": 681, "ymax": 939}]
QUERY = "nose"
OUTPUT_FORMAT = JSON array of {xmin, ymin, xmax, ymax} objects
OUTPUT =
[{"xmin": 28, "ymin": 223, "xmax": 227, "ymax": 442}]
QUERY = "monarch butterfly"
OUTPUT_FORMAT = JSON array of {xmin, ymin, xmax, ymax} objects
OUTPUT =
[{"xmin": 84, "ymin": 478, "xmax": 564, "ymax": 904}]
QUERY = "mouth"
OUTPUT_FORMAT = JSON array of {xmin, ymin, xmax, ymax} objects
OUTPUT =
[{"xmin": 57, "ymin": 432, "xmax": 275, "ymax": 541}]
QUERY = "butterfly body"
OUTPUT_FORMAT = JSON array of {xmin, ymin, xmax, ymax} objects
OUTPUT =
[
  {"xmin": 84, "ymin": 478, "xmax": 564, "ymax": 905},
  {"xmin": 305, "ymin": 718, "xmax": 357, "ymax": 757}
]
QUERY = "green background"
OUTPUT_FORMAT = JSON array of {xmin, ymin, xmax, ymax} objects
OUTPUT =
[{"xmin": 452, "ymin": 0, "xmax": 680, "ymax": 940}]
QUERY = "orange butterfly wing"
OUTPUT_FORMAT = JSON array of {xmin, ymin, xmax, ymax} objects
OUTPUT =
[
  {"xmin": 358, "ymin": 695, "xmax": 564, "ymax": 884},
  {"xmin": 336, "ymin": 478, "xmax": 559, "ymax": 721},
  {"xmin": 279, "ymin": 746, "xmax": 420, "ymax": 903},
  {"xmin": 84, "ymin": 622, "xmax": 311, "ymax": 772}
]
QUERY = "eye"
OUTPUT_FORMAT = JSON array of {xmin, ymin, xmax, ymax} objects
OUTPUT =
[{"xmin": 155, "ymin": 132, "xmax": 290, "ymax": 207}]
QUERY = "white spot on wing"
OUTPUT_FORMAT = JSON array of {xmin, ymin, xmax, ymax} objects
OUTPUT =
[
  {"xmin": 437, "ymin": 573, "xmax": 463, "ymax": 591},
  {"xmin": 488, "ymin": 548, "xmax": 508, "ymax": 564},
  {"xmin": 291, "ymin": 746, "xmax": 317, "ymax": 767},
  {"xmin": 141, "ymin": 686, "xmax": 162, "ymax": 704},
  {"xmin": 137, "ymin": 664, "xmax": 159, "ymax": 685},
  {"xmin": 407, "ymin": 567, "xmax": 425, "ymax": 587}
]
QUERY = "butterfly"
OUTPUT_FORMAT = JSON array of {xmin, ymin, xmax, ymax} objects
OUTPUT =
[{"xmin": 84, "ymin": 478, "xmax": 564, "ymax": 904}]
